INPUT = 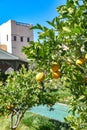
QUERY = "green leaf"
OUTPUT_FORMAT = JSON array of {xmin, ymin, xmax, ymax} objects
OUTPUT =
[
  {"xmin": 31, "ymin": 24, "xmax": 43, "ymax": 30},
  {"xmin": 62, "ymin": 26, "xmax": 71, "ymax": 32},
  {"xmin": 78, "ymin": 95, "xmax": 85, "ymax": 101}
]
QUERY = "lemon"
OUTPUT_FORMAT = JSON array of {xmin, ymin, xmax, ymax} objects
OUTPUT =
[
  {"xmin": 36, "ymin": 72, "xmax": 45, "ymax": 82},
  {"xmin": 76, "ymin": 58, "xmax": 84, "ymax": 65},
  {"xmin": 85, "ymin": 54, "xmax": 87, "ymax": 60},
  {"xmin": 52, "ymin": 71, "xmax": 60, "ymax": 79},
  {"xmin": 51, "ymin": 62, "xmax": 59, "ymax": 72}
]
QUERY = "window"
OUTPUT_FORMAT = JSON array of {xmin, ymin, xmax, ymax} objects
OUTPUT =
[
  {"xmin": 14, "ymin": 36, "xmax": 16, "ymax": 41},
  {"xmin": 6, "ymin": 35, "xmax": 8, "ymax": 41},
  {"xmin": 27, "ymin": 37, "xmax": 30, "ymax": 42},
  {"xmin": 20, "ymin": 36, "xmax": 23, "ymax": 42}
]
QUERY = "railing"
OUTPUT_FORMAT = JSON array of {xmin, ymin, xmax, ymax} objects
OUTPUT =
[{"xmin": 16, "ymin": 22, "xmax": 32, "ymax": 27}]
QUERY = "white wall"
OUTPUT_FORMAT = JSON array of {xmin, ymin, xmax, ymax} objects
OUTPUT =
[
  {"xmin": 0, "ymin": 20, "xmax": 12, "ymax": 53},
  {"xmin": 0, "ymin": 20, "xmax": 33, "ymax": 59}
]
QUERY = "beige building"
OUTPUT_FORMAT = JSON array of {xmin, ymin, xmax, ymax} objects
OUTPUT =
[{"xmin": 0, "ymin": 20, "xmax": 33, "ymax": 60}]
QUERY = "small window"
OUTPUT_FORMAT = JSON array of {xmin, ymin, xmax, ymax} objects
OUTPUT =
[
  {"xmin": 27, "ymin": 37, "xmax": 30, "ymax": 42},
  {"xmin": 6, "ymin": 35, "xmax": 8, "ymax": 41},
  {"xmin": 20, "ymin": 36, "xmax": 23, "ymax": 42},
  {"xmin": 14, "ymin": 36, "xmax": 16, "ymax": 41}
]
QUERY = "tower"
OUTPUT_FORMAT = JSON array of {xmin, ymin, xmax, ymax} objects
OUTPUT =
[{"xmin": 0, "ymin": 20, "xmax": 33, "ymax": 60}]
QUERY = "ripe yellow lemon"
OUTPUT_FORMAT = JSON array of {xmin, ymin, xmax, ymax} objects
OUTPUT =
[
  {"xmin": 76, "ymin": 58, "xmax": 84, "ymax": 65},
  {"xmin": 52, "ymin": 71, "xmax": 60, "ymax": 79},
  {"xmin": 36, "ymin": 72, "xmax": 45, "ymax": 82},
  {"xmin": 85, "ymin": 54, "xmax": 87, "ymax": 60},
  {"xmin": 51, "ymin": 62, "xmax": 59, "ymax": 72}
]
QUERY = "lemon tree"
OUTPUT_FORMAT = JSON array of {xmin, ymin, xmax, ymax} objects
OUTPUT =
[
  {"xmin": 0, "ymin": 0, "xmax": 87, "ymax": 130},
  {"xmin": 23, "ymin": 0, "xmax": 87, "ymax": 129},
  {"xmin": 0, "ymin": 65, "xmax": 60, "ymax": 130}
]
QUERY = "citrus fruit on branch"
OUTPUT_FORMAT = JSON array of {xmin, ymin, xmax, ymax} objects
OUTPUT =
[
  {"xmin": 36, "ymin": 72, "xmax": 45, "ymax": 82},
  {"xmin": 52, "ymin": 71, "xmax": 60, "ymax": 79},
  {"xmin": 51, "ymin": 62, "xmax": 60, "ymax": 72}
]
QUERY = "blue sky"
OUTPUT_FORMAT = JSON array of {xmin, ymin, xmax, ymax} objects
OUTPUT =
[{"xmin": 0, "ymin": 0, "xmax": 66, "ymax": 41}]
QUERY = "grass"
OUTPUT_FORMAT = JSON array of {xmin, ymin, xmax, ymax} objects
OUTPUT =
[
  {"xmin": 0, "ymin": 112, "xmax": 69, "ymax": 130},
  {"xmin": 22, "ymin": 112, "xmax": 56, "ymax": 130},
  {"xmin": 0, "ymin": 116, "xmax": 10, "ymax": 130}
]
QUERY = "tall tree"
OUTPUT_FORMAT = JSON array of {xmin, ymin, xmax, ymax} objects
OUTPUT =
[{"xmin": 23, "ymin": 0, "xmax": 87, "ymax": 129}]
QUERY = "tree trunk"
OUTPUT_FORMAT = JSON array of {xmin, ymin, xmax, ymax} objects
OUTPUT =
[
  {"xmin": 11, "ymin": 127, "xmax": 16, "ymax": 130},
  {"xmin": 10, "ymin": 109, "xmax": 27, "ymax": 130}
]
